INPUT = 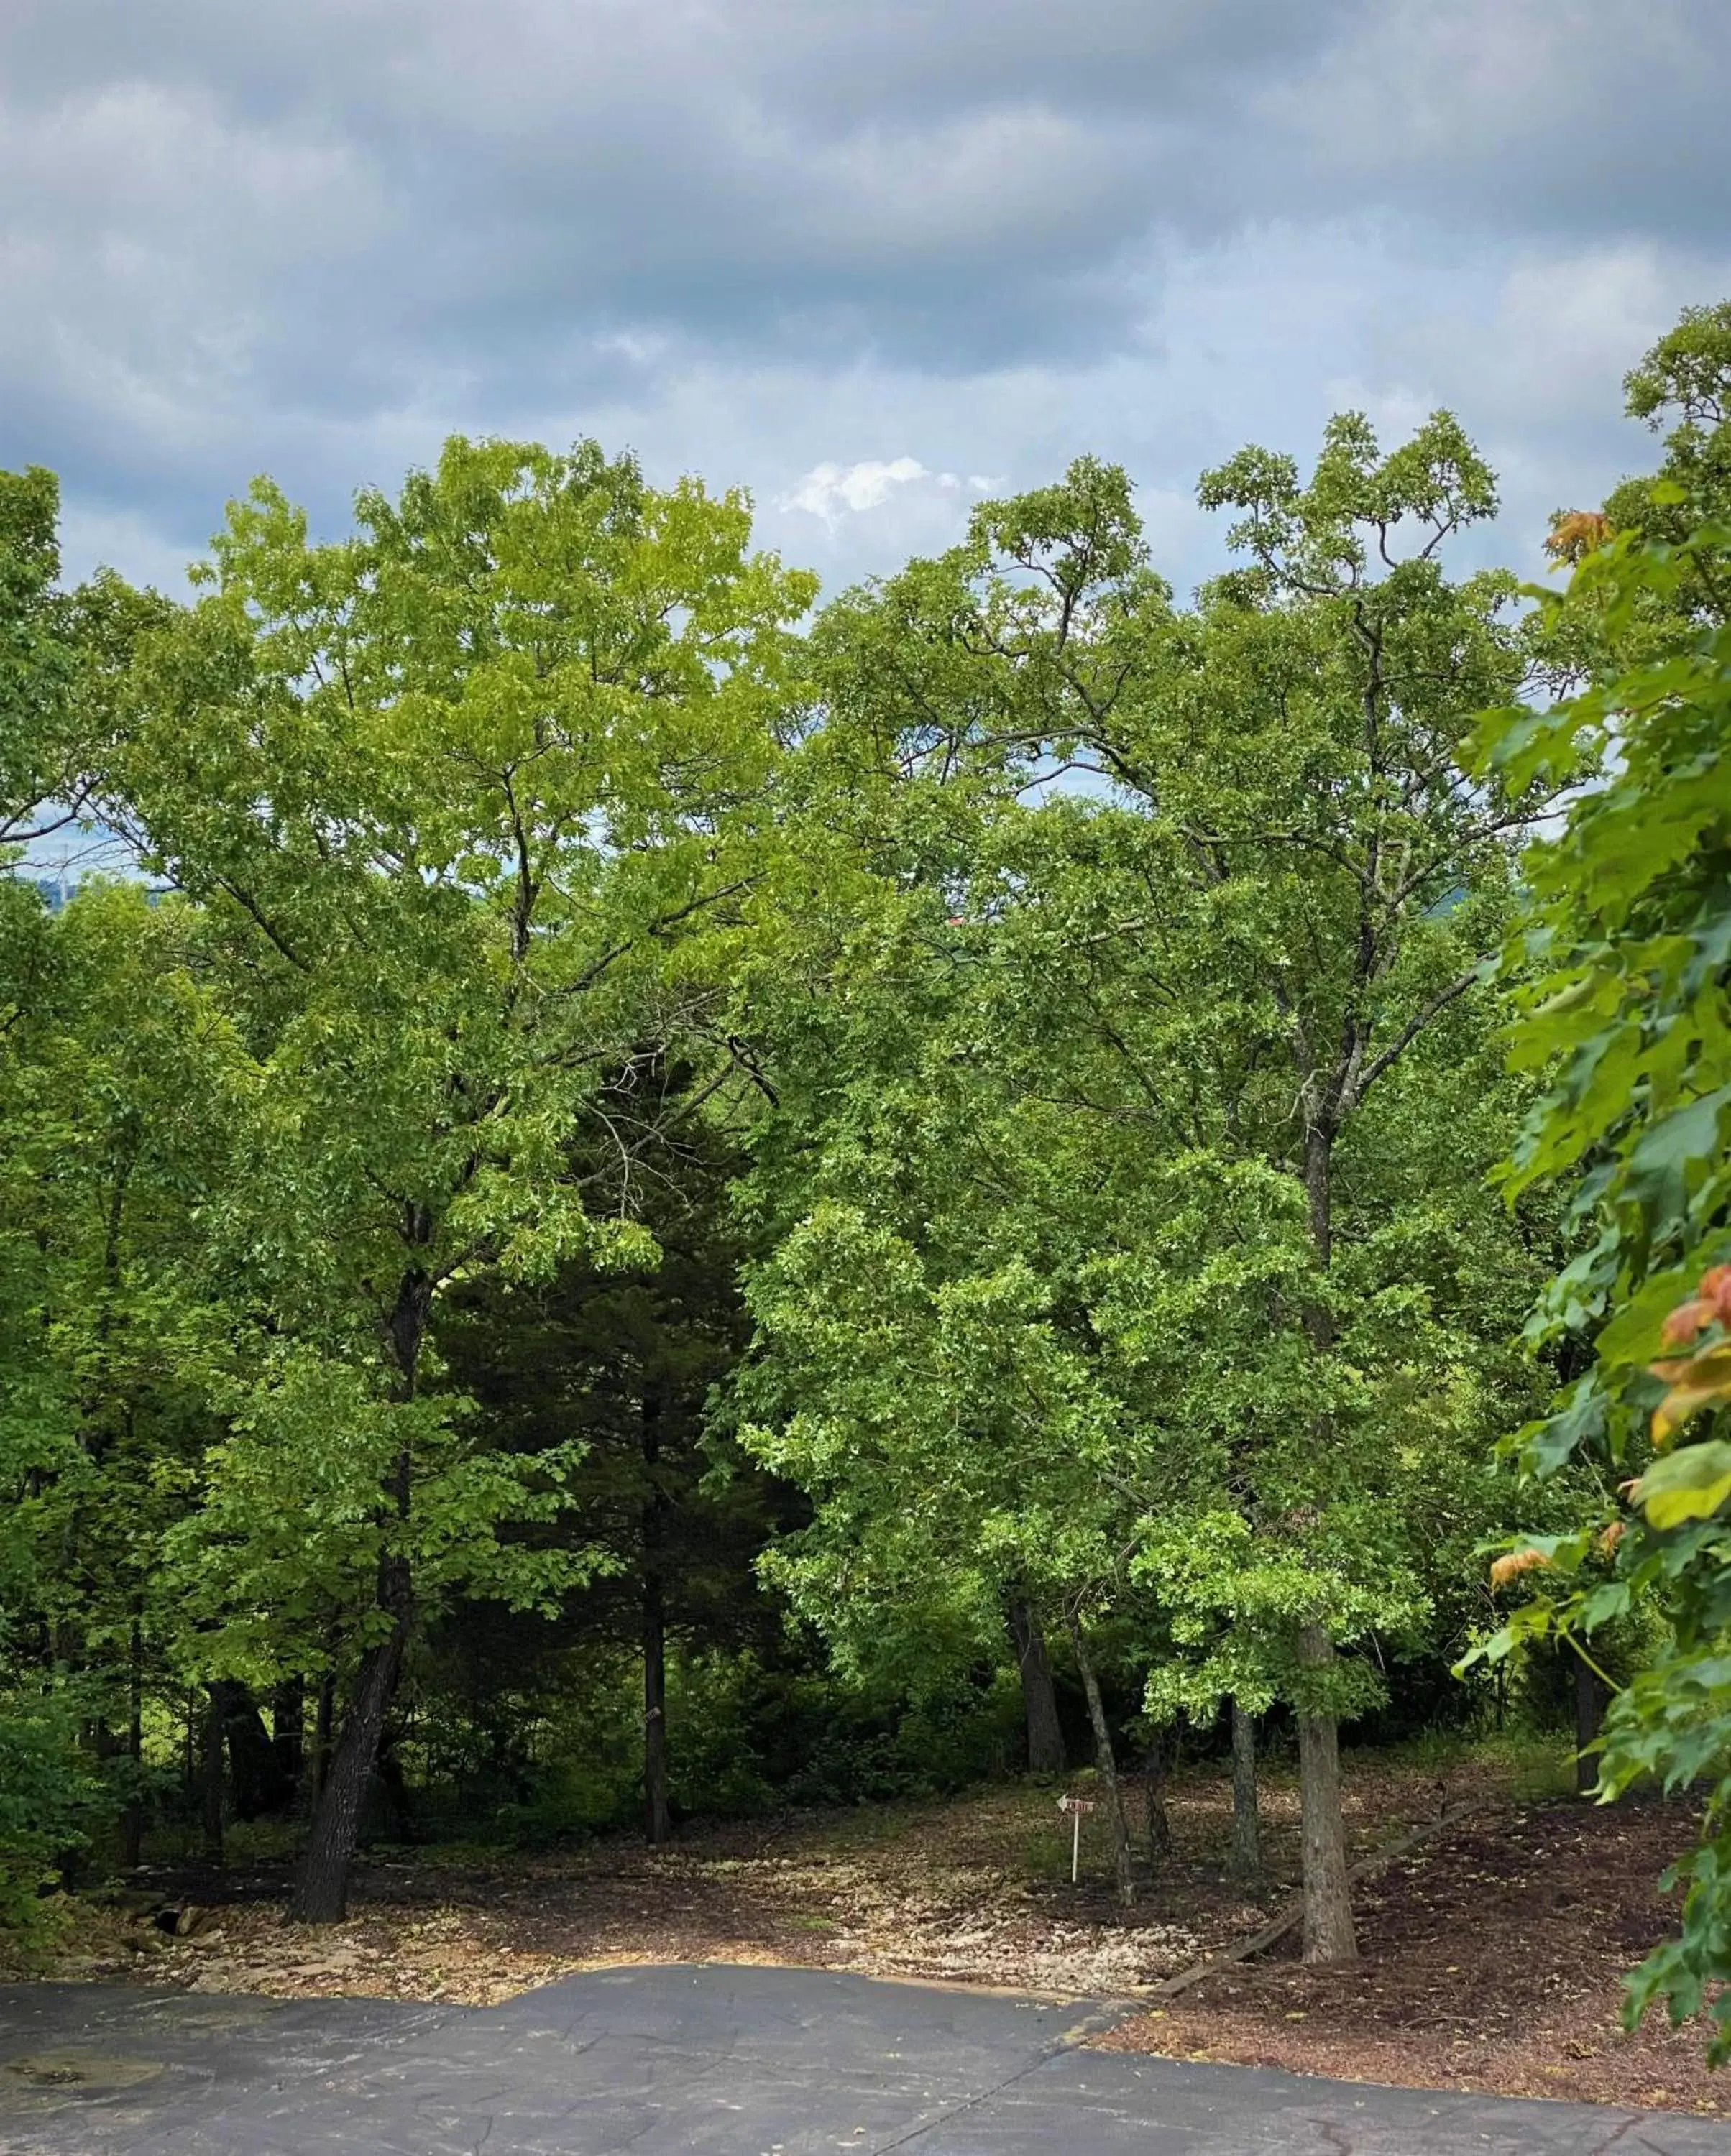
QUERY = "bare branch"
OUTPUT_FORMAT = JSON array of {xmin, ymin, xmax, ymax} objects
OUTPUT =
[
  {"xmin": 1347, "ymin": 963, "xmax": 1486, "ymax": 1110},
  {"xmin": 217, "ymin": 880, "xmax": 311, "ymax": 972}
]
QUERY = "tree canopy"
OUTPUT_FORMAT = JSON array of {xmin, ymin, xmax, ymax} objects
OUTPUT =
[{"xmin": 1, "ymin": 306, "xmax": 1729, "ymax": 2055}]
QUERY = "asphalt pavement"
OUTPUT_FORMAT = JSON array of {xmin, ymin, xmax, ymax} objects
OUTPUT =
[{"xmin": 1, "ymin": 1962, "xmax": 1725, "ymax": 2155}]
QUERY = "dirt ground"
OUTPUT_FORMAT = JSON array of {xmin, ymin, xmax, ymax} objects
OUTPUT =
[
  {"xmin": 19, "ymin": 1746, "xmax": 1725, "ymax": 2117},
  {"xmin": 1101, "ymin": 1788, "xmax": 1725, "ymax": 2119}
]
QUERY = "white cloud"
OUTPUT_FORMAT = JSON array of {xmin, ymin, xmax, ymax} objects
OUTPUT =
[{"xmin": 780, "ymin": 456, "xmax": 952, "ymax": 524}]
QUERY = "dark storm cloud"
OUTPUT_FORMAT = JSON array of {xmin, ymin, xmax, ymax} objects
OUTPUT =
[
  {"xmin": 4, "ymin": 0, "xmax": 1341, "ymax": 390},
  {"xmin": 1, "ymin": 0, "xmax": 1727, "ymax": 586}
]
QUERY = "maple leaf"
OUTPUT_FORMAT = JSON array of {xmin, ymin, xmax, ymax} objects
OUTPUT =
[
  {"xmin": 1648, "ymin": 1269, "xmax": 1731, "ymax": 1443},
  {"xmin": 1659, "ymin": 1266, "xmax": 1731, "ymax": 1348},
  {"xmin": 1649, "ymin": 1345, "xmax": 1731, "ymax": 1447}
]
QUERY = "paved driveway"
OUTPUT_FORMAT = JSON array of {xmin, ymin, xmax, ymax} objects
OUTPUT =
[{"xmin": 1, "ymin": 1964, "xmax": 1725, "ymax": 2155}]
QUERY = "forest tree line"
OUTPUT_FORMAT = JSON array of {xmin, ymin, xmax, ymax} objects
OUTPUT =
[{"xmin": 2, "ymin": 302, "xmax": 1729, "ymax": 2041}]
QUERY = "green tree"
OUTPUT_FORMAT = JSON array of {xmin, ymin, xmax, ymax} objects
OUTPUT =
[
  {"xmin": 0, "ymin": 472, "xmax": 180, "ymax": 1922},
  {"xmin": 23, "ymin": 888, "xmax": 249, "ymax": 1862},
  {"xmin": 1607, "ymin": 300, "xmax": 1731, "ymax": 548},
  {"xmin": 740, "ymin": 418, "xmax": 1562, "ymax": 1954},
  {"xmin": 109, "ymin": 436, "xmax": 814, "ymax": 1920},
  {"xmin": 439, "ymin": 1093, "xmax": 772, "ymax": 1845}
]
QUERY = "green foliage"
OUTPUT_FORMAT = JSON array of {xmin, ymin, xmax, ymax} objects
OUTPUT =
[
  {"xmin": 1608, "ymin": 301, "xmax": 1731, "ymax": 547},
  {"xmin": 1, "ymin": 309, "xmax": 1727, "ymax": 1991},
  {"xmin": 736, "ymin": 411, "xmax": 1556, "ymax": 1764},
  {"xmin": 403, "ymin": 1642, "xmax": 1018, "ymax": 1846},
  {"xmin": 101, "ymin": 441, "xmax": 814, "ymax": 1903},
  {"xmin": 0, "ymin": 1674, "xmax": 109, "ymax": 1942},
  {"xmin": 1464, "ymin": 335, "xmax": 1731, "ymax": 2048},
  {"xmin": 0, "ymin": 440, "xmax": 823, "ymax": 1922}
]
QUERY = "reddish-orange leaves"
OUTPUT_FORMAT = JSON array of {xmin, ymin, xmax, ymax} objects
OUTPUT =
[
  {"xmin": 1650, "ymin": 1265, "xmax": 1731, "ymax": 1446},
  {"xmin": 1489, "ymin": 1547, "xmax": 1552, "ymax": 1590},
  {"xmin": 1544, "ymin": 510, "xmax": 1614, "ymax": 564}
]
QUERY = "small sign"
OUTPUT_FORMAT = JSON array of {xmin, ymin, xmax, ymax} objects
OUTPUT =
[{"xmin": 1057, "ymin": 1795, "xmax": 1096, "ymax": 1881}]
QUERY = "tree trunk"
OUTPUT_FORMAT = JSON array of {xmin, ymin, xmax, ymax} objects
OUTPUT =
[
  {"xmin": 1303, "ymin": 1116, "xmax": 1339, "ymax": 1282},
  {"xmin": 1574, "ymin": 1652, "xmax": 1605, "ymax": 1796},
  {"xmin": 286, "ymin": 1601, "xmax": 409, "ymax": 1923},
  {"xmin": 290, "ymin": 1257, "xmax": 428, "ymax": 1925},
  {"xmin": 1144, "ymin": 1731, "xmax": 1172, "ymax": 1868},
  {"xmin": 377, "ymin": 1723, "xmax": 414, "ymax": 1842},
  {"xmin": 272, "ymin": 1679, "xmax": 305, "ymax": 1789},
  {"xmin": 219, "ymin": 1680, "xmax": 294, "ymax": 1819},
  {"xmin": 120, "ymin": 1616, "xmax": 144, "ymax": 1871},
  {"xmin": 1009, "ymin": 1598, "xmax": 1066, "ymax": 1775},
  {"xmin": 1297, "ymin": 1624, "xmax": 1357, "ymax": 1962},
  {"xmin": 641, "ymin": 1382, "xmax": 671, "ymax": 1846},
  {"xmin": 1295, "ymin": 1124, "xmax": 1357, "ymax": 1960},
  {"xmin": 116, "ymin": 1621, "xmax": 143, "ymax": 1871},
  {"xmin": 1230, "ymin": 1697, "xmax": 1261, "ymax": 1881},
  {"xmin": 309, "ymin": 1669, "xmax": 336, "ymax": 1804},
  {"xmin": 200, "ymin": 1689, "xmax": 225, "ymax": 1866},
  {"xmin": 1065, "ymin": 1611, "xmax": 1135, "ymax": 1907},
  {"xmin": 643, "ymin": 1572, "xmax": 671, "ymax": 1845}
]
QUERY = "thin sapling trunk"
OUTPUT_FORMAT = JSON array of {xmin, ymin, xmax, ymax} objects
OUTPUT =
[
  {"xmin": 641, "ymin": 1381, "xmax": 671, "ymax": 1846},
  {"xmin": 1144, "ymin": 1731, "xmax": 1172, "ymax": 1869},
  {"xmin": 1230, "ymin": 1697, "xmax": 1261, "ymax": 1881},
  {"xmin": 1574, "ymin": 1651, "xmax": 1605, "ymax": 1797},
  {"xmin": 120, "ymin": 1615, "xmax": 144, "ymax": 1871},
  {"xmin": 199, "ymin": 1689, "xmax": 224, "ymax": 1866},
  {"xmin": 1066, "ymin": 1610, "xmax": 1135, "ymax": 1907}
]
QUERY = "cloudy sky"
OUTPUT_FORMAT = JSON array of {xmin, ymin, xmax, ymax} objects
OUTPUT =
[{"xmin": 4, "ymin": 0, "xmax": 1729, "ymax": 607}]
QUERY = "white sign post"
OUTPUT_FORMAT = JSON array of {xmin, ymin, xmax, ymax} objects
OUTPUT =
[{"xmin": 1056, "ymin": 1795, "xmax": 1097, "ymax": 1884}]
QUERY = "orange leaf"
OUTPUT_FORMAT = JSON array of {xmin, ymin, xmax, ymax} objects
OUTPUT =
[
  {"xmin": 1650, "ymin": 1344, "xmax": 1731, "ymax": 1447},
  {"xmin": 1544, "ymin": 510, "xmax": 1612, "ymax": 563},
  {"xmin": 1659, "ymin": 1266, "xmax": 1731, "ymax": 1348},
  {"xmin": 1661, "ymin": 1298, "xmax": 1714, "ymax": 1348},
  {"xmin": 1490, "ymin": 1548, "xmax": 1552, "ymax": 1590}
]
